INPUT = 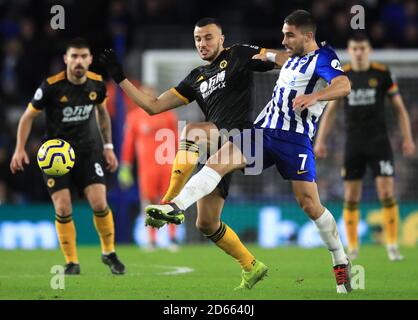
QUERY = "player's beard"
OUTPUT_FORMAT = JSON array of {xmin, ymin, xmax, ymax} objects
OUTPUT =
[
  {"xmin": 202, "ymin": 44, "xmax": 221, "ymax": 62},
  {"xmin": 72, "ymin": 66, "xmax": 86, "ymax": 78}
]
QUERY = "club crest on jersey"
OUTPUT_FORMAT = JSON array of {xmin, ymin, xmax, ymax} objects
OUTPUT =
[
  {"xmin": 89, "ymin": 91, "xmax": 97, "ymax": 101},
  {"xmin": 199, "ymin": 70, "xmax": 226, "ymax": 99},
  {"xmin": 220, "ymin": 60, "xmax": 228, "ymax": 69},
  {"xmin": 47, "ymin": 178, "xmax": 55, "ymax": 188},
  {"xmin": 299, "ymin": 56, "xmax": 309, "ymax": 66},
  {"xmin": 368, "ymin": 78, "xmax": 378, "ymax": 87}
]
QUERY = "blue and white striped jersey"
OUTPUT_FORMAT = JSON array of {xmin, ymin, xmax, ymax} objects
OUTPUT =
[{"xmin": 254, "ymin": 43, "xmax": 345, "ymax": 140}]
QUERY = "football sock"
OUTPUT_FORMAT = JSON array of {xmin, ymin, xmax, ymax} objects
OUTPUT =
[
  {"xmin": 173, "ymin": 166, "xmax": 222, "ymax": 210},
  {"xmin": 206, "ymin": 222, "xmax": 255, "ymax": 272},
  {"xmin": 382, "ymin": 198, "xmax": 399, "ymax": 245},
  {"xmin": 55, "ymin": 214, "xmax": 78, "ymax": 264},
  {"xmin": 343, "ymin": 201, "xmax": 360, "ymax": 251},
  {"xmin": 314, "ymin": 208, "xmax": 348, "ymax": 266},
  {"xmin": 162, "ymin": 140, "xmax": 200, "ymax": 202},
  {"xmin": 93, "ymin": 207, "xmax": 115, "ymax": 254}
]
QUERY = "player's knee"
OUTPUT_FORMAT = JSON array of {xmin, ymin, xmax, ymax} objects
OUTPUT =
[
  {"xmin": 195, "ymin": 218, "xmax": 218, "ymax": 235},
  {"xmin": 55, "ymin": 203, "xmax": 72, "ymax": 217},
  {"xmin": 295, "ymin": 195, "xmax": 318, "ymax": 217},
  {"xmin": 378, "ymin": 191, "xmax": 394, "ymax": 202},
  {"xmin": 89, "ymin": 199, "xmax": 108, "ymax": 213}
]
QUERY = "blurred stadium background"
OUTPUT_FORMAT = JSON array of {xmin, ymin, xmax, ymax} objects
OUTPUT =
[{"xmin": 0, "ymin": 0, "xmax": 417, "ymax": 251}]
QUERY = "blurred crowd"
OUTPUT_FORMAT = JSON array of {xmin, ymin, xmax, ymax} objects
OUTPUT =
[{"xmin": 0, "ymin": 0, "xmax": 418, "ymax": 205}]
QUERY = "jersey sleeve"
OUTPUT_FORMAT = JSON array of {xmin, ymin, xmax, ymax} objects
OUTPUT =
[
  {"xmin": 234, "ymin": 44, "xmax": 266, "ymax": 61},
  {"xmin": 172, "ymin": 71, "xmax": 196, "ymax": 105},
  {"xmin": 97, "ymin": 81, "xmax": 108, "ymax": 105},
  {"xmin": 28, "ymin": 80, "xmax": 50, "ymax": 112},
  {"xmin": 315, "ymin": 49, "xmax": 346, "ymax": 84},
  {"xmin": 383, "ymin": 69, "xmax": 399, "ymax": 97}
]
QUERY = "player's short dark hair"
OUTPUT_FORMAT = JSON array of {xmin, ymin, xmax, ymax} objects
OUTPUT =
[
  {"xmin": 348, "ymin": 32, "xmax": 370, "ymax": 44},
  {"xmin": 66, "ymin": 37, "xmax": 91, "ymax": 52},
  {"xmin": 195, "ymin": 17, "xmax": 222, "ymax": 32},
  {"xmin": 284, "ymin": 10, "xmax": 317, "ymax": 35}
]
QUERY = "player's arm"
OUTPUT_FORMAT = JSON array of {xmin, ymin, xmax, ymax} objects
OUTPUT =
[
  {"xmin": 314, "ymin": 99, "xmax": 340, "ymax": 159},
  {"xmin": 10, "ymin": 106, "xmax": 41, "ymax": 173},
  {"xmin": 119, "ymin": 80, "xmax": 185, "ymax": 114},
  {"xmin": 390, "ymin": 94, "xmax": 416, "ymax": 156},
  {"xmin": 252, "ymin": 49, "xmax": 289, "ymax": 69},
  {"xmin": 99, "ymin": 49, "xmax": 185, "ymax": 115},
  {"xmin": 97, "ymin": 99, "xmax": 119, "ymax": 172}
]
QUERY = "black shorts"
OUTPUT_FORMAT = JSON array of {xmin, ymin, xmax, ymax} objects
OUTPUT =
[
  {"xmin": 342, "ymin": 142, "xmax": 394, "ymax": 180},
  {"xmin": 42, "ymin": 148, "xmax": 106, "ymax": 196}
]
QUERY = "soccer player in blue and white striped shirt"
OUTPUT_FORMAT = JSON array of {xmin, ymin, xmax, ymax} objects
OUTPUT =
[{"xmin": 146, "ymin": 10, "xmax": 353, "ymax": 293}]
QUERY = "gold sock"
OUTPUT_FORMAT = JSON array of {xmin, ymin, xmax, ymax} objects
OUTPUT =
[
  {"xmin": 343, "ymin": 202, "xmax": 360, "ymax": 251},
  {"xmin": 55, "ymin": 214, "xmax": 78, "ymax": 264},
  {"xmin": 382, "ymin": 198, "xmax": 399, "ymax": 245},
  {"xmin": 207, "ymin": 222, "xmax": 255, "ymax": 272},
  {"xmin": 93, "ymin": 207, "xmax": 115, "ymax": 254},
  {"xmin": 162, "ymin": 140, "xmax": 199, "ymax": 202}
]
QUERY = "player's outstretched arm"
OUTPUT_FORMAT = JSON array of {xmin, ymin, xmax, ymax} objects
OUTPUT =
[
  {"xmin": 10, "ymin": 107, "xmax": 40, "ymax": 174},
  {"xmin": 314, "ymin": 99, "xmax": 339, "ymax": 159},
  {"xmin": 390, "ymin": 94, "xmax": 416, "ymax": 157},
  {"xmin": 252, "ymin": 49, "xmax": 289, "ymax": 69},
  {"xmin": 99, "ymin": 49, "xmax": 185, "ymax": 115}
]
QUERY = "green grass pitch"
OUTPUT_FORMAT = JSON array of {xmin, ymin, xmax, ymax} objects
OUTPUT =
[{"xmin": 0, "ymin": 245, "xmax": 417, "ymax": 300}]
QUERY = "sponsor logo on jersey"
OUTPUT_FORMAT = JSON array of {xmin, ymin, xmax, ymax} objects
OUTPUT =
[
  {"xmin": 347, "ymin": 88, "xmax": 376, "ymax": 106},
  {"xmin": 331, "ymin": 59, "xmax": 343, "ymax": 71},
  {"xmin": 199, "ymin": 70, "xmax": 226, "ymax": 99},
  {"xmin": 220, "ymin": 60, "xmax": 228, "ymax": 69},
  {"xmin": 62, "ymin": 104, "xmax": 94, "ymax": 122},
  {"xmin": 34, "ymin": 88, "xmax": 43, "ymax": 100},
  {"xmin": 89, "ymin": 91, "xmax": 97, "ymax": 101}
]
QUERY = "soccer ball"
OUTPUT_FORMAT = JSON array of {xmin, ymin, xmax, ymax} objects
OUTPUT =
[{"xmin": 37, "ymin": 139, "xmax": 75, "ymax": 176}]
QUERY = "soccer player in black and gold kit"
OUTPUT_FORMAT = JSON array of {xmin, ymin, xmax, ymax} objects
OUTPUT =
[
  {"xmin": 315, "ymin": 33, "xmax": 416, "ymax": 261},
  {"xmin": 101, "ymin": 18, "xmax": 287, "ymax": 289},
  {"xmin": 10, "ymin": 38, "xmax": 125, "ymax": 275}
]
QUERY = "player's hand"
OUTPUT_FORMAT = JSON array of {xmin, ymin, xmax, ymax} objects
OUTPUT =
[
  {"xmin": 99, "ymin": 49, "xmax": 126, "ymax": 84},
  {"xmin": 118, "ymin": 164, "xmax": 134, "ymax": 189},
  {"xmin": 103, "ymin": 149, "xmax": 119, "ymax": 173},
  {"xmin": 314, "ymin": 142, "xmax": 328, "ymax": 159},
  {"xmin": 292, "ymin": 93, "xmax": 318, "ymax": 112},
  {"xmin": 402, "ymin": 139, "xmax": 416, "ymax": 157},
  {"xmin": 10, "ymin": 149, "xmax": 29, "ymax": 174},
  {"xmin": 252, "ymin": 53, "xmax": 268, "ymax": 61}
]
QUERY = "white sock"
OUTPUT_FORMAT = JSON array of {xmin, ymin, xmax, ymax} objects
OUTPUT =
[
  {"xmin": 172, "ymin": 166, "xmax": 222, "ymax": 210},
  {"xmin": 314, "ymin": 208, "xmax": 348, "ymax": 266}
]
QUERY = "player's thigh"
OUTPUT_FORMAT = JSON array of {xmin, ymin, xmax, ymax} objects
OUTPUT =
[
  {"xmin": 50, "ymin": 188, "xmax": 72, "ymax": 217},
  {"xmin": 84, "ymin": 183, "xmax": 108, "ymax": 212},
  {"xmin": 291, "ymin": 180, "xmax": 324, "ymax": 219},
  {"xmin": 343, "ymin": 180, "xmax": 363, "ymax": 202},
  {"xmin": 182, "ymin": 122, "xmax": 219, "ymax": 150},
  {"xmin": 207, "ymin": 141, "xmax": 246, "ymax": 176},
  {"xmin": 74, "ymin": 150, "xmax": 106, "ymax": 192},
  {"xmin": 342, "ymin": 148, "xmax": 367, "ymax": 181},
  {"xmin": 375, "ymin": 176, "xmax": 395, "ymax": 200},
  {"xmin": 196, "ymin": 188, "xmax": 225, "ymax": 235}
]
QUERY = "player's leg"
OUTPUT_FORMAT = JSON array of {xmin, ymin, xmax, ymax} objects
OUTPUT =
[
  {"xmin": 84, "ymin": 183, "xmax": 125, "ymax": 274},
  {"xmin": 375, "ymin": 176, "xmax": 403, "ymax": 261},
  {"xmin": 162, "ymin": 122, "xmax": 220, "ymax": 202},
  {"xmin": 51, "ymin": 188, "xmax": 80, "ymax": 274},
  {"xmin": 343, "ymin": 180, "xmax": 362, "ymax": 259},
  {"xmin": 341, "ymin": 150, "xmax": 366, "ymax": 259},
  {"xmin": 292, "ymin": 180, "xmax": 351, "ymax": 293},
  {"xmin": 196, "ymin": 188, "xmax": 267, "ymax": 290},
  {"xmin": 146, "ymin": 141, "xmax": 246, "ymax": 222}
]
